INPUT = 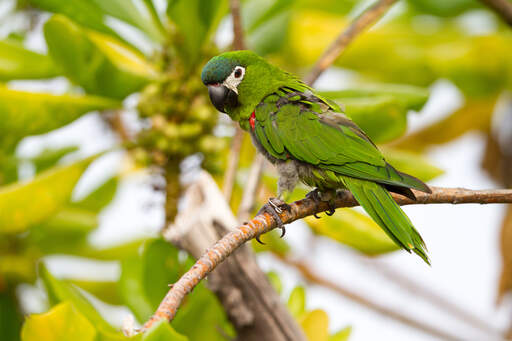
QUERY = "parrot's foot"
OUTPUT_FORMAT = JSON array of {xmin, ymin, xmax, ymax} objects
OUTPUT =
[
  {"xmin": 256, "ymin": 198, "xmax": 291, "ymax": 243},
  {"xmin": 306, "ymin": 189, "xmax": 336, "ymax": 218}
]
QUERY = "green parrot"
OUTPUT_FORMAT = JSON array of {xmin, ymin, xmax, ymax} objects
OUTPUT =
[{"xmin": 201, "ymin": 50, "xmax": 431, "ymax": 264}]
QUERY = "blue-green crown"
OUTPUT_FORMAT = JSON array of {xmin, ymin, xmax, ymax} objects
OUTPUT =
[{"xmin": 201, "ymin": 56, "xmax": 240, "ymax": 85}]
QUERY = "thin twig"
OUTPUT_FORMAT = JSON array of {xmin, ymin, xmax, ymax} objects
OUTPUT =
[
  {"xmin": 222, "ymin": 0, "xmax": 247, "ymax": 202},
  {"xmin": 480, "ymin": 0, "xmax": 512, "ymax": 26},
  {"xmin": 277, "ymin": 256, "xmax": 464, "ymax": 341},
  {"xmin": 229, "ymin": 0, "xmax": 246, "ymax": 50},
  {"xmin": 304, "ymin": 0, "xmax": 398, "ymax": 85},
  {"xmin": 237, "ymin": 154, "xmax": 266, "ymax": 223},
  {"xmin": 358, "ymin": 258, "xmax": 502, "ymax": 337},
  {"xmin": 222, "ymin": 126, "xmax": 244, "ymax": 202},
  {"xmin": 142, "ymin": 186, "xmax": 512, "ymax": 330}
]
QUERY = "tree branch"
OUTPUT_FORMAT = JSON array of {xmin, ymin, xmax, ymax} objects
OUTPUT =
[
  {"xmin": 222, "ymin": 0, "xmax": 247, "ymax": 202},
  {"xmin": 229, "ymin": 0, "xmax": 246, "ymax": 50},
  {"xmin": 480, "ymin": 0, "xmax": 512, "ymax": 26},
  {"xmin": 142, "ymin": 186, "xmax": 512, "ymax": 330},
  {"xmin": 276, "ymin": 256, "xmax": 465, "ymax": 341},
  {"xmin": 304, "ymin": 0, "xmax": 398, "ymax": 85}
]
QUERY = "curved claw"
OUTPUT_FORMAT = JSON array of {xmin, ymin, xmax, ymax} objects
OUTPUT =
[
  {"xmin": 325, "ymin": 201, "xmax": 336, "ymax": 216},
  {"xmin": 313, "ymin": 213, "xmax": 321, "ymax": 219},
  {"xmin": 279, "ymin": 225, "xmax": 286, "ymax": 238},
  {"xmin": 255, "ymin": 235, "xmax": 266, "ymax": 245},
  {"xmin": 325, "ymin": 209, "xmax": 335, "ymax": 216}
]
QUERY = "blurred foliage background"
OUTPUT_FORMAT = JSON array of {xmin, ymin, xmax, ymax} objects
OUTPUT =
[{"xmin": 0, "ymin": 0, "xmax": 511, "ymax": 340}]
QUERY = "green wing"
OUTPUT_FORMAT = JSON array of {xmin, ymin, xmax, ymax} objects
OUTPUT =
[{"xmin": 252, "ymin": 89, "xmax": 430, "ymax": 192}]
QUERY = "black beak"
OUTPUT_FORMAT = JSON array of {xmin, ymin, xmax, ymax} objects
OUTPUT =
[{"xmin": 207, "ymin": 84, "xmax": 238, "ymax": 113}]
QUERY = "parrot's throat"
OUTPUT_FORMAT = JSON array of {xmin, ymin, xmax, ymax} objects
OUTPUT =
[{"xmin": 249, "ymin": 111, "xmax": 256, "ymax": 130}]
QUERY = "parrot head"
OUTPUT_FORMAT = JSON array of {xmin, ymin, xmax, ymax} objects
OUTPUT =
[{"xmin": 201, "ymin": 50, "xmax": 292, "ymax": 122}]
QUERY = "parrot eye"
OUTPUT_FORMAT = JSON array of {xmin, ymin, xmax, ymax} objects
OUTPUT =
[{"xmin": 234, "ymin": 67, "xmax": 243, "ymax": 78}]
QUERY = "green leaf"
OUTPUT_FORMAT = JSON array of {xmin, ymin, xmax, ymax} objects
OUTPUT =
[
  {"xmin": 0, "ymin": 87, "xmax": 120, "ymax": 152},
  {"xmin": 21, "ymin": 302, "xmax": 96, "ymax": 341},
  {"xmin": 73, "ymin": 176, "xmax": 119, "ymax": 212},
  {"xmin": 69, "ymin": 280, "xmax": 121, "ymax": 306},
  {"xmin": 44, "ymin": 15, "xmax": 156, "ymax": 99},
  {"xmin": 119, "ymin": 239, "xmax": 182, "ymax": 322},
  {"xmin": 300, "ymin": 309, "xmax": 329, "ymax": 341},
  {"xmin": 27, "ymin": 0, "xmax": 125, "ymax": 42},
  {"xmin": 381, "ymin": 148, "xmax": 443, "ymax": 182},
  {"xmin": 287, "ymin": 286, "xmax": 306, "ymax": 319},
  {"xmin": 38, "ymin": 264, "xmax": 115, "ymax": 332},
  {"xmin": 143, "ymin": 320, "xmax": 188, "ymax": 341},
  {"xmin": 321, "ymin": 84, "xmax": 430, "ymax": 112},
  {"xmin": 329, "ymin": 326, "xmax": 352, "ymax": 341},
  {"xmin": 39, "ymin": 207, "xmax": 98, "ymax": 235},
  {"xmin": 0, "ymin": 156, "xmax": 94, "ymax": 234},
  {"xmin": 243, "ymin": 0, "xmax": 293, "ymax": 55},
  {"xmin": 167, "ymin": 0, "xmax": 226, "ymax": 65},
  {"xmin": 321, "ymin": 85, "xmax": 430, "ymax": 144},
  {"xmin": 90, "ymin": 0, "xmax": 165, "ymax": 43},
  {"xmin": 118, "ymin": 238, "xmax": 233, "ymax": 339},
  {"xmin": 305, "ymin": 208, "xmax": 399, "ymax": 255},
  {"xmin": 407, "ymin": 0, "xmax": 480, "ymax": 17},
  {"xmin": 0, "ymin": 40, "xmax": 59, "ymax": 81}
]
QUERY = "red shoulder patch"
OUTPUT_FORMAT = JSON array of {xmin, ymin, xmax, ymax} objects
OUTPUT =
[{"xmin": 249, "ymin": 111, "xmax": 256, "ymax": 130}]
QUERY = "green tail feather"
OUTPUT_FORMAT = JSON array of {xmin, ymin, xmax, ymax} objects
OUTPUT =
[{"xmin": 342, "ymin": 176, "xmax": 430, "ymax": 264}]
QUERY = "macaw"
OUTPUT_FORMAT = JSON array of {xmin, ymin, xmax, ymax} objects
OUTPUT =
[{"xmin": 201, "ymin": 51, "xmax": 431, "ymax": 264}]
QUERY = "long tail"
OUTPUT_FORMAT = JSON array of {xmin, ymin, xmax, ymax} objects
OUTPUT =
[{"xmin": 342, "ymin": 176, "xmax": 430, "ymax": 264}]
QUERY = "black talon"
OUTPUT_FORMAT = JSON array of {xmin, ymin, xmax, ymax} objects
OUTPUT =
[
  {"xmin": 255, "ymin": 235, "xmax": 266, "ymax": 245},
  {"xmin": 325, "ymin": 200, "xmax": 336, "ymax": 216},
  {"xmin": 313, "ymin": 213, "xmax": 321, "ymax": 219},
  {"xmin": 256, "ymin": 198, "xmax": 290, "ymax": 239}
]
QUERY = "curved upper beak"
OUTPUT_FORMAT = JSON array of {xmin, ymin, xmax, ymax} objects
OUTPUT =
[{"xmin": 207, "ymin": 84, "xmax": 238, "ymax": 113}]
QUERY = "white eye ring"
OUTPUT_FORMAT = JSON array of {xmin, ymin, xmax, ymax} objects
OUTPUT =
[{"xmin": 223, "ymin": 66, "xmax": 245, "ymax": 94}]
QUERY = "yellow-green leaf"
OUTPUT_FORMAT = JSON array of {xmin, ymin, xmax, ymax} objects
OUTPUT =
[
  {"xmin": 143, "ymin": 320, "xmax": 188, "ymax": 341},
  {"xmin": 44, "ymin": 15, "xmax": 156, "ymax": 99},
  {"xmin": 305, "ymin": 208, "xmax": 399, "ymax": 255},
  {"xmin": 39, "ymin": 264, "xmax": 115, "ymax": 332},
  {"xmin": 0, "ymin": 87, "xmax": 120, "ymax": 151},
  {"xmin": 21, "ymin": 302, "xmax": 96, "ymax": 341},
  {"xmin": 287, "ymin": 286, "xmax": 306, "ymax": 319},
  {"xmin": 381, "ymin": 148, "xmax": 443, "ymax": 182},
  {"xmin": 0, "ymin": 157, "xmax": 94, "ymax": 234},
  {"xmin": 0, "ymin": 40, "xmax": 59, "ymax": 81},
  {"xmin": 300, "ymin": 309, "xmax": 330, "ymax": 341},
  {"xmin": 392, "ymin": 96, "xmax": 498, "ymax": 151}
]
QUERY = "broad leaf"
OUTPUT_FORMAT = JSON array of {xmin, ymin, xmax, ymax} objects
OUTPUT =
[
  {"xmin": 143, "ymin": 320, "xmax": 188, "ymax": 341},
  {"xmin": 392, "ymin": 96, "xmax": 498, "ymax": 151},
  {"xmin": 73, "ymin": 176, "xmax": 119, "ymax": 212},
  {"xmin": 28, "ymin": 0, "xmax": 125, "ymax": 42},
  {"xmin": 381, "ymin": 148, "xmax": 443, "ymax": 182},
  {"xmin": 407, "ymin": 0, "xmax": 480, "ymax": 17},
  {"xmin": 21, "ymin": 302, "xmax": 96, "ymax": 341},
  {"xmin": 322, "ymin": 85, "xmax": 430, "ymax": 143},
  {"xmin": 69, "ymin": 280, "xmax": 121, "ymax": 306},
  {"xmin": 305, "ymin": 208, "xmax": 399, "ymax": 255},
  {"xmin": 287, "ymin": 286, "xmax": 306, "ymax": 319},
  {"xmin": 0, "ymin": 157, "xmax": 94, "ymax": 234},
  {"xmin": 243, "ymin": 0, "xmax": 293, "ymax": 55},
  {"xmin": 30, "ymin": 146, "xmax": 79, "ymax": 174},
  {"xmin": 91, "ymin": 0, "xmax": 165, "ymax": 43},
  {"xmin": 44, "ymin": 15, "xmax": 156, "ymax": 99},
  {"xmin": 300, "ymin": 309, "xmax": 329, "ymax": 341},
  {"xmin": 39, "ymin": 264, "xmax": 115, "ymax": 332},
  {"xmin": 167, "ymin": 0, "xmax": 226, "ymax": 65},
  {"xmin": 0, "ymin": 87, "xmax": 119, "ymax": 152},
  {"xmin": 0, "ymin": 40, "xmax": 59, "ymax": 81}
]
